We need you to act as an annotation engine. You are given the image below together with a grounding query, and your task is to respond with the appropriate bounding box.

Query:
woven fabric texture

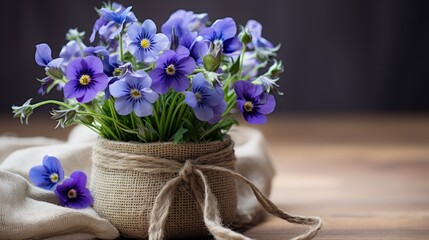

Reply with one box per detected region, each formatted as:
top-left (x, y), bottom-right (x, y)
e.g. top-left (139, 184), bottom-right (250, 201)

top-left (91, 137), bottom-right (237, 239)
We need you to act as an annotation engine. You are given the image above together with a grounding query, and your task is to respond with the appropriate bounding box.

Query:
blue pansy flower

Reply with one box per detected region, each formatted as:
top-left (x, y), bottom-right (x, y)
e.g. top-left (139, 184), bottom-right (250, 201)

top-left (54, 171), bottom-right (94, 209)
top-left (199, 17), bottom-right (242, 54)
top-left (184, 73), bottom-right (226, 123)
top-left (109, 72), bottom-right (159, 117)
top-left (234, 80), bottom-right (276, 124)
top-left (90, 5), bottom-right (137, 42)
top-left (29, 155), bottom-right (65, 190)
top-left (127, 20), bottom-right (170, 63)
top-left (149, 46), bottom-right (196, 94)
top-left (35, 44), bottom-right (63, 69)
top-left (161, 9), bottom-right (208, 39)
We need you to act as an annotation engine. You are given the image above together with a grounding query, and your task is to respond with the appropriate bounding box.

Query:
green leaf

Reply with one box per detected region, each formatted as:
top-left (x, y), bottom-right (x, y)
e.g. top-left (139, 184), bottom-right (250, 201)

top-left (172, 127), bottom-right (188, 144)
top-left (229, 55), bottom-right (241, 75)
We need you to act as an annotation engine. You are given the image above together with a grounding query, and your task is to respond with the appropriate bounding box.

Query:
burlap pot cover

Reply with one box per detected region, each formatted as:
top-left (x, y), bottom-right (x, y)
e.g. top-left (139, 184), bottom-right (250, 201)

top-left (90, 137), bottom-right (237, 239)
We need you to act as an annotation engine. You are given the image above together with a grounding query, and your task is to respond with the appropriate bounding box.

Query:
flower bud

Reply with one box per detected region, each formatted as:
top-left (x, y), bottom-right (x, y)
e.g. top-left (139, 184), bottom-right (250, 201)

top-left (66, 28), bottom-right (85, 41)
top-left (46, 67), bottom-right (63, 80)
top-left (239, 26), bottom-right (252, 44)
top-left (203, 43), bottom-right (222, 72)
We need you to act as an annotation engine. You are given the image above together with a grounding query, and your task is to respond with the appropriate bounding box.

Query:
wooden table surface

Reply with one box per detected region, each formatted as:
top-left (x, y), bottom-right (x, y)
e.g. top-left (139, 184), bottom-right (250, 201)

top-left (1, 114), bottom-right (429, 239)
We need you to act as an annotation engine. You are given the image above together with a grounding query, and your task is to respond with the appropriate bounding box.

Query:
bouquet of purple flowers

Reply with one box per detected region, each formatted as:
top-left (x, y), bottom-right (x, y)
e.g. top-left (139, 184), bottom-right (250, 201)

top-left (13, 2), bottom-right (283, 143)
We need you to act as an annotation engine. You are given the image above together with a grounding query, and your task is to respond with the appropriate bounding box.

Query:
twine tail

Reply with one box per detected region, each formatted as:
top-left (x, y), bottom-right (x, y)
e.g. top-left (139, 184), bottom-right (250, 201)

top-left (148, 176), bottom-right (182, 240)
top-left (192, 169), bottom-right (252, 240)
top-left (200, 166), bottom-right (323, 240)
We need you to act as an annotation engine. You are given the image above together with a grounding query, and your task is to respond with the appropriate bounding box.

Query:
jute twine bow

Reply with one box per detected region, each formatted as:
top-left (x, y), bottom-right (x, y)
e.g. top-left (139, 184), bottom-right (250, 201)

top-left (93, 141), bottom-right (322, 240)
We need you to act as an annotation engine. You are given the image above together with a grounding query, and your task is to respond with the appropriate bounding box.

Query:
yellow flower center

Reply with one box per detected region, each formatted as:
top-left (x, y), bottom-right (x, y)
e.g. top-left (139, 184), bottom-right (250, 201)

top-left (130, 89), bottom-right (142, 99)
top-left (67, 189), bottom-right (77, 199)
top-left (79, 74), bottom-right (91, 85)
top-left (165, 64), bottom-right (176, 75)
top-left (140, 38), bottom-right (150, 49)
top-left (50, 173), bottom-right (59, 183)
top-left (244, 101), bottom-right (253, 112)
top-left (113, 68), bottom-right (122, 76)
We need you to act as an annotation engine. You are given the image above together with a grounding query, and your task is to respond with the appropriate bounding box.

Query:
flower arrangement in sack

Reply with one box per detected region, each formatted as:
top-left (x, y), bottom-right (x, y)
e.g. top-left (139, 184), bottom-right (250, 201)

top-left (12, 3), bottom-right (323, 240)
top-left (12, 2), bottom-right (283, 143)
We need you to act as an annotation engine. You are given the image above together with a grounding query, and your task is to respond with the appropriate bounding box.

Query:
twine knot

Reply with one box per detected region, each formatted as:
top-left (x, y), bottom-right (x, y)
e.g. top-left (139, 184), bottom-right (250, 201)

top-left (179, 160), bottom-right (194, 182)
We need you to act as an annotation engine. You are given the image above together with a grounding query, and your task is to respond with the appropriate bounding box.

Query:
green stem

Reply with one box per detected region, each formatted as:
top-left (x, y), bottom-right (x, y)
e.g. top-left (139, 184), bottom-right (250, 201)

top-left (193, 68), bottom-right (205, 74)
top-left (32, 100), bottom-right (75, 109)
top-left (238, 43), bottom-right (246, 79)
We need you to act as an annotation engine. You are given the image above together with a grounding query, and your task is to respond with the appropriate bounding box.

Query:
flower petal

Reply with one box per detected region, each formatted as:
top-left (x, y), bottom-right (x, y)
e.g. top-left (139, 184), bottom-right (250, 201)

top-left (234, 80), bottom-right (251, 99)
top-left (171, 74), bottom-right (190, 92)
top-left (65, 57), bottom-right (84, 80)
top-left (84, 56), bottom-right (104, 74)
top-left (76, 89), bottom-right (97, 103)
top-left (47, 58), bottom-right (64, 69)
top-left (115, 97), bottom-right (133, 116)
top-left (199, 27), bottom-right (216, 42)
top-left (35, 43), bottom-right (53, 67)
top-left (127, 23), bottom-right (141, 41)
top-left (70, 170), bottom-right (87, 187)
top-left (142, 19), bottom-right (157, 36)
top-left (28, 165), bottom-right (50, 189)
top-left (155, 50), bottom-right (176, 68)
top-left (211, 17), bottom-right (237, 40)
top-left (152, 33), bottom-right (170, 52)
top-left (223, 37), bottom-right (242, 54)
top-left (257, 94), bottom-right (276, 114)
top-left (244, 112), bottom-right (267, 124)
top-left (134, 100), bottom-right (154, 117)
top-left (142, 88), bottom-right (158, 103)
top-left (63, 80), bottom-right (85, 99)
top-left (91, 73), bottom-right (109, 92)
top-left (176, 56), bottom-right (196, 75)
top-left (175, 46), bottom-right (190, 60)
top-left (109, 79), bottom-right (129, 98)
top-left (193, 105), bottom-right (214, 121)
top-left (42, 156), bottom-right (64, 180)
top-left (184, 91), bottom-right (197, 108)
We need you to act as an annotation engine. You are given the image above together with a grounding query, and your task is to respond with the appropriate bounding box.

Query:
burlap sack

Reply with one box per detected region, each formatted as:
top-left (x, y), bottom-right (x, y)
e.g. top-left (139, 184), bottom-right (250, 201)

top-left (91, 137), bottom-right (237, 239)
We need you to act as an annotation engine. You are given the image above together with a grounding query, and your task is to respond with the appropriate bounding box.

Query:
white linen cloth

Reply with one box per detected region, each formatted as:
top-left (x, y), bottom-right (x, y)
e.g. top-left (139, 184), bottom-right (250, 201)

top-left (0, 126), bottom-right (274, 239)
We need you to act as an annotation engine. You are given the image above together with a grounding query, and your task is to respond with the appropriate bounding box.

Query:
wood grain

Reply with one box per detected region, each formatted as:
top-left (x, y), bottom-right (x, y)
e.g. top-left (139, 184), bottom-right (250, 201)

top-left (1, 114), bottom-right (429, 239)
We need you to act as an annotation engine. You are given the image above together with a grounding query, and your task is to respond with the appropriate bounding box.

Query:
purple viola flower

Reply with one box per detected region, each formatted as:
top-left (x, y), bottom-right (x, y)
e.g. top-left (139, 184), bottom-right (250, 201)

top-left (35, 43), bottom-right (63, 68)
top-left (63, 56), bottom-right (109, 103)
top-left (109, 72), bottom-right (159, 117)
top-left (161, 9), bottom-right (208, 39)
top-left (90, 5), bottom-right (137, 42)
top-left (245, 20), bottom-right (274, 49)
top-left (180, 32), bottom-right (208, 66)
top-left (234, 80), bottom-right (276, 124)
top-left (184, 73), bottom-right (226, 123)
top-left (199, 17), bottom-right (242, 55)
top-left (149, 46), bottom-right (196, 94)
top-left (54, 171), bottom-right (94, 209)
top-left (127, 20), bottom-right (170, 63)
top-left (29, 155), bottom-right (65, 191)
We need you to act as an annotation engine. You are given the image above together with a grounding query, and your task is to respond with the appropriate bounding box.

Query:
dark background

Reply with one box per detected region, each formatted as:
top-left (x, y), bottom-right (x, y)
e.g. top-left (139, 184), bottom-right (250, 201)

top-left (1, 0), bottom-right (429, 114)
